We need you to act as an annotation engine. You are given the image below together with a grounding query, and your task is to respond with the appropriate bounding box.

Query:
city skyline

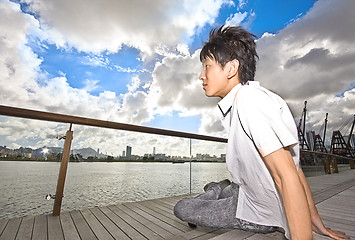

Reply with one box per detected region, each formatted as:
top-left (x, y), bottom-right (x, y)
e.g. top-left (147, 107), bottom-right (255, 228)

top-left (0, 144), bottom-right (226, 162)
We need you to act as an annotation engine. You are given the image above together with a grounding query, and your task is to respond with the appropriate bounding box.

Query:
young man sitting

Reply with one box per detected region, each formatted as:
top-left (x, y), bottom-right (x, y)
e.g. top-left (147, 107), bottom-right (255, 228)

top-left (174, 25), bottom-right (349, 240)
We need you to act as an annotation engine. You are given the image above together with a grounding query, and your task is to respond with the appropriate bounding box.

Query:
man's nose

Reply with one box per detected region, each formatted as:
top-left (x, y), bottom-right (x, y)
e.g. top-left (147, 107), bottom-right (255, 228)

top-left (199, 71), bottom-right (205, 81)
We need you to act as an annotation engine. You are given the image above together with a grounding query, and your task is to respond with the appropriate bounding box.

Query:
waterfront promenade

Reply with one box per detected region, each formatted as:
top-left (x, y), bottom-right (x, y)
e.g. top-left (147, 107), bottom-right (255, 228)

top-left (0, 168), bottom-right (354, 240)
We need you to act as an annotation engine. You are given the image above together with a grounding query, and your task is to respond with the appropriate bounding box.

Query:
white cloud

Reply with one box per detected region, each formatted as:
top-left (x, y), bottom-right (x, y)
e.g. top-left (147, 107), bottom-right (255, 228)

top-left (82, 55), bottom-right (110, 68)
top-left (148, 50), bottom-right (219, 115)
top-left (82, 79), bottom-right (99, 92)
top-left (127, 76), bottom-right (141, 93)
top-left (237, 0), bottom-right (246, 10)
top-left (21, 0), bottom-right (230, 58)
top-left (99, 91), bottom-right (116, 100)
top-left (225, 12), bottom-right (248, 26)
top-left (176, 43), bottom-right (190, 56)
top-left (256, 0), bottom-right (355, 141)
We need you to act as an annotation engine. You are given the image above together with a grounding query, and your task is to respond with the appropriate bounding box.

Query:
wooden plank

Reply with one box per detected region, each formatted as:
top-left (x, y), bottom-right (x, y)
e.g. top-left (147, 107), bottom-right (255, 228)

top-left (139, 200), bottom-right (184, 223)
top-left (117, 203), bottom-right (170, 239)
top-left (318, 209), bottom-right (355, 222)
top-left (193, 232), bottom-right (224, 240)
top-left (155, 194), bottom-right (190, 207)
top-left (108, 205), bottom-right (164, 240)
top-left (124, 202), bottom-right (184, 236)
top-left (319, 195), bottom-right (355, 204)
top-left (16, 216), bottom-right (34, 240)
top-left (313, 179), bottom-right (354, 204)
top-left (146, 199), bottom-right (175, 214)
top-left (70, 210), bottom-right (97, 240)
top-left (99, 206), bottom-right (146, 240)
top-left (166, 235), bottom-right (188, 240)
top-left (244, 231), bottom-right (286, 240)
top-left (80, 209), bottom-right (113, 240)
top-left (318, 207), bottom-right (355, 219)
top-left (195, 229), bottom-right (229, 240)
top-left (320, 214), bottom-right (355, 228)
top-left (90, 207), bottom-right (130, 240)
top-left (47, 215), bottom-right (64, 240)
top-left (208, 229), bottom-right (255, 240)
top-left (133, 202), bottom-right (191, 232)
top-left (174, 227), bottom-right (219, 240)
top-left (0, 218), bottom-right (21, 240)
top-left (157, 197), bottom-right (183, 207)
top-left (60, 212), bottom-right (80, 240)
top-left (0, 219), bottom-right (9, 236)
top-left (32, 215), bottom-right (47, 240)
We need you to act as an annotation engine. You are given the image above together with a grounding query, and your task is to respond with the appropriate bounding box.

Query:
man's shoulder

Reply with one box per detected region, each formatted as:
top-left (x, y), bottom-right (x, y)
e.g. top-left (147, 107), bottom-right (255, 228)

top-left (238, 83), bottom-right (284, 103)
top-left (237, 83), bottom-right (270, 103)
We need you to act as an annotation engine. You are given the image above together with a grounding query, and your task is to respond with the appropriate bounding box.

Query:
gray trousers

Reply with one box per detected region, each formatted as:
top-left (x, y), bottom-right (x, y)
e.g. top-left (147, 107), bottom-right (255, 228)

top-left (174, 183), bottom-right (277, 233)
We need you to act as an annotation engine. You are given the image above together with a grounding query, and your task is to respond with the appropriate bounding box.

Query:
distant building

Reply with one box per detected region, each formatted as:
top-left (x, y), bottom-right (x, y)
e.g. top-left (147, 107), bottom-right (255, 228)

top-left (122, 151), bottom-right (125, 157)
top-left (154, 153), bottom-right (166, 160)
top-left (126, 146), bottom-right (132, 158)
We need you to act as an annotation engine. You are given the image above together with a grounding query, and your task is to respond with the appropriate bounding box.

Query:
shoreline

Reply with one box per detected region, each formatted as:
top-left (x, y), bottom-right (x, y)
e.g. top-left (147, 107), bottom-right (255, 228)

top-left (0, 157), bottom-right (225, 163)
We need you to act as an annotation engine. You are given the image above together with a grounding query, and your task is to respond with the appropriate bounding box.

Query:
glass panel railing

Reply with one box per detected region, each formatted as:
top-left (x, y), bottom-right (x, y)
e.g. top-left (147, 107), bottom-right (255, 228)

top-left (0, 115), bottom-right (228, 219)
top-left (189, 140), bottom-right (229, 193)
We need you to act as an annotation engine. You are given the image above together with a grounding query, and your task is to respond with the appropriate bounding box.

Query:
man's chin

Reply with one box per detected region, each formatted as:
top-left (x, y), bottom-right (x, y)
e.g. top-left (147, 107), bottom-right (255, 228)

top-left (205, 92), bottom-right (215, 97)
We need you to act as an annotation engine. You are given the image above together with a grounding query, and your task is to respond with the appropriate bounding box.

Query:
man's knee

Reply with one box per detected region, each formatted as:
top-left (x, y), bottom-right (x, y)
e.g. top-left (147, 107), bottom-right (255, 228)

top-left (174, 198), bottom-right (189, 220)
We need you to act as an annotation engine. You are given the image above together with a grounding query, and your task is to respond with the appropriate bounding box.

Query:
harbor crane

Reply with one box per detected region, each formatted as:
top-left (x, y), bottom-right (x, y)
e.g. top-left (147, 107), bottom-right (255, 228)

top-left (313, 113), bottom-right (328, 153)
top-left (330, 114), bottom-right (355, 158)
top-left (298, 101), bottom-right (310, 150)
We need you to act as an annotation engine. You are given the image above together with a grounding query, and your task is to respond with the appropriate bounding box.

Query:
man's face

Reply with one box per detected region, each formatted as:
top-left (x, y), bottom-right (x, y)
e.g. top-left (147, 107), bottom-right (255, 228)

top-left (199, 57), bottom-right (230, 98)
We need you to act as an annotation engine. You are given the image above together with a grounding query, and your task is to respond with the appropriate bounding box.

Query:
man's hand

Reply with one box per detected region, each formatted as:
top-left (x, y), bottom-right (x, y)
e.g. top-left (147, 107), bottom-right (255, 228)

top-left (311, 213), bottom-right (350, 240)
top-left (296, 167), bottom-right (350, 240)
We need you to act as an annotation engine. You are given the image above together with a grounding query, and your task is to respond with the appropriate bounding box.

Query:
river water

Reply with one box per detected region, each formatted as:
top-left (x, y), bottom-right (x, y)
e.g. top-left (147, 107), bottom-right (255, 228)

top-left (0, 161), bottom-right (231, 219)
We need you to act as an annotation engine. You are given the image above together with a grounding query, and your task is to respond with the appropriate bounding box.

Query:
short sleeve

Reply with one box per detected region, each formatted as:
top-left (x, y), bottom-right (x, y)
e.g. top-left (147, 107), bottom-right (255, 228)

top-left (236, 87), bottom-right (298, 157)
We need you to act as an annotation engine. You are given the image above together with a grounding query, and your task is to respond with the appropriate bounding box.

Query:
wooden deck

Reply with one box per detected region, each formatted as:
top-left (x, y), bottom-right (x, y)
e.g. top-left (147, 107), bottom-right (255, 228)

top-left (0, 169), bottom-right (354, 240)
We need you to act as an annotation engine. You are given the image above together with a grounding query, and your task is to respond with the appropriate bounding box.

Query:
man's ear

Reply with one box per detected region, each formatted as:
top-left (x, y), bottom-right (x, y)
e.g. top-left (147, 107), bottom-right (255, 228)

top-left (227, 59), bottom-right (239, 79)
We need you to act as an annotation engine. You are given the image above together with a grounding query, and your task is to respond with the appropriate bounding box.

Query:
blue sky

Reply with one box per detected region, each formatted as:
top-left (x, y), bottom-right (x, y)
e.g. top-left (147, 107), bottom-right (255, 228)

top-left (1, 0), bottom-right (354, 155)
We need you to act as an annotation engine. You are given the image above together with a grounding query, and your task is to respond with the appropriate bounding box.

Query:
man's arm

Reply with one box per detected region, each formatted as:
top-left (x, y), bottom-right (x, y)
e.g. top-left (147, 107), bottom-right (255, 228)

top-left (264, 147), bottom-right (350, 240)
top-left (263, 147), bottom-right (312, 240)
top-left (297, 167), bottom-right (350, 240)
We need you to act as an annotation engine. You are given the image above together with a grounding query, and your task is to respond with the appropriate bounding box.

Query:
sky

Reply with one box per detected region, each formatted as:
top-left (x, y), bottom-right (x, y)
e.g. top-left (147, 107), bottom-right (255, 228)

top-left (0, 0), bottom-right (354, 157)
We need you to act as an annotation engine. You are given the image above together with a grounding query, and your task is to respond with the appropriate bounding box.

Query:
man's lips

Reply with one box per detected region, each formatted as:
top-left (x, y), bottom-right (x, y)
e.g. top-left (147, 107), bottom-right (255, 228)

top-left (202, 83), bottom-right (207, 89)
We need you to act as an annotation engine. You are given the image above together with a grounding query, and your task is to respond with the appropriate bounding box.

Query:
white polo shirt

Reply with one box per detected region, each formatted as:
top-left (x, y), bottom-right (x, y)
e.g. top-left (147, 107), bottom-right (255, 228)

top-left (218, 81), bottom-right (299, 239)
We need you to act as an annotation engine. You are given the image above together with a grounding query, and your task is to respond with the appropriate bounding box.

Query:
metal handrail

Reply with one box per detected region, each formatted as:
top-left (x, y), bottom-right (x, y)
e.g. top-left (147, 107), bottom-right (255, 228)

top-left (301, 149), bottom-right (354, 161)
top-left (0, 105), bottom-right (227, 143)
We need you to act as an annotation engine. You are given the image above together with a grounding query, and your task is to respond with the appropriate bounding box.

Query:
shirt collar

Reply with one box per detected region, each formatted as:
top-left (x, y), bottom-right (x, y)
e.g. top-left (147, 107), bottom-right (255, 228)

top-left (217, 83), bottom-right (243, 117)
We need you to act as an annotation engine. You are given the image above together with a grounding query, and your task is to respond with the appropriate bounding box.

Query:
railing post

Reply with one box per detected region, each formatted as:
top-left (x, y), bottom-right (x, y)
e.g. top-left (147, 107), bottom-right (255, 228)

top-left (53, 124), bottom-right (73, 216)
top-left (331, 157), bottom-right (338, 173)
top-left (350, 159), bottom-right (355, 169)
top-left (189, 138), bottom-right (192, 195)
top-left (324, 156), bottom-right (331, 174)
